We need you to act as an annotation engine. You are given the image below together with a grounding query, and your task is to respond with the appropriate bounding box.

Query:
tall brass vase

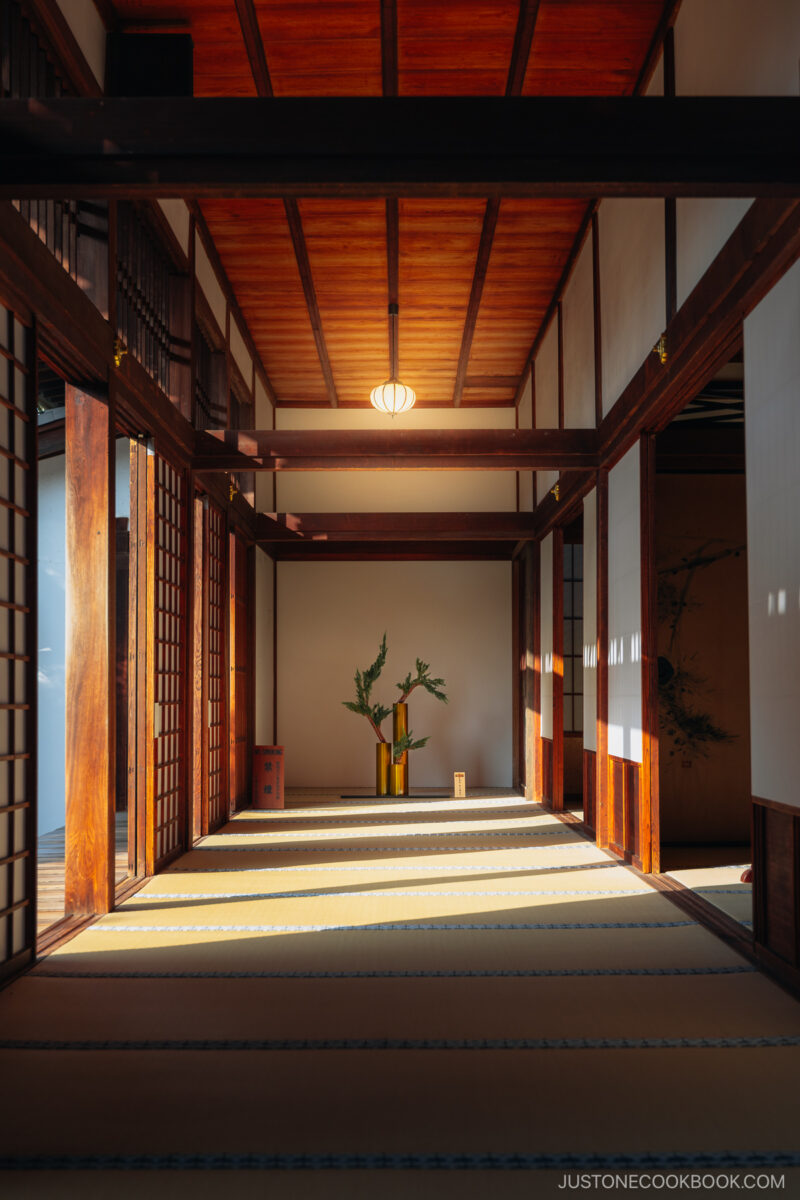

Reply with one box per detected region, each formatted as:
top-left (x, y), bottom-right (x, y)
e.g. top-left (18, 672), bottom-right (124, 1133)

top-left (389, 761), bottom-right (407, 797)
top-left (376, 742), bottom-right (390, 797)
top-left (393, 702), bottom-right (409, 796)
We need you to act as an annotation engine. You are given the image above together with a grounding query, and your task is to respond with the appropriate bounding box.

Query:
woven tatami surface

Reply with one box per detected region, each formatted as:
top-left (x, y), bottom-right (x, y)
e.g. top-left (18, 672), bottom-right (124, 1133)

top-left (1, 790), bottom-right (799, 1198)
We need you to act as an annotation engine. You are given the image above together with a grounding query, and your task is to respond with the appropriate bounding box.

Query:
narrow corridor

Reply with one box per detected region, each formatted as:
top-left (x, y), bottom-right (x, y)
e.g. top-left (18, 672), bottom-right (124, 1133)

top-left (2, 791), bottom-right (800, 1196)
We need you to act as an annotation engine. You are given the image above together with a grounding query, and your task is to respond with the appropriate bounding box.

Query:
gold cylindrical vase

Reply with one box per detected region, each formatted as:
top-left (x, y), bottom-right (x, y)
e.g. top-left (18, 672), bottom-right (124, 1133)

top-left (389, 761), bottom-right (407, 797)
top-left (392, 702), bottom-right (409, 795)
top-left (376, 742), bottom-right (390, 796)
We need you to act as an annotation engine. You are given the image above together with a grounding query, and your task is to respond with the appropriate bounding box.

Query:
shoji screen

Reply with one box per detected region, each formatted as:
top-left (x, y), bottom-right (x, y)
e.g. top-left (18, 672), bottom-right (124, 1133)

top-left (0, 303), bottom-right (35, 979)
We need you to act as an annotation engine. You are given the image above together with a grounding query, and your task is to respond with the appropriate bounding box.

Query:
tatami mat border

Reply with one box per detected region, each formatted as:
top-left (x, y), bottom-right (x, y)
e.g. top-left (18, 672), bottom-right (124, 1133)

top-left (86, 920), bottom-right (697, 933)
top-left (32, 966), bottom-right (755, 980)
top-left (3, 1035), bottom-right (800, 1051)
top-left (1, 1151), bottom-right (799, 1171)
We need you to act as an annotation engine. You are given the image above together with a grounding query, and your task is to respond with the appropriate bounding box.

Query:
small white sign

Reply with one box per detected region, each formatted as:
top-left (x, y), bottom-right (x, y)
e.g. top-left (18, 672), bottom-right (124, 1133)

top-left (453, 772), bottom-right (466, 798)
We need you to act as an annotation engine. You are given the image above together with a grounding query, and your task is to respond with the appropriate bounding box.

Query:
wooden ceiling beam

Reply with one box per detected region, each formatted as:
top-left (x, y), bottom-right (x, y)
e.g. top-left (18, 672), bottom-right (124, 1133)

top-left (269, 540), bottom-right (514, 562)
top-left (3, 98), bottom-right (798, 198)
top-left (232, 1), bottom-right (338, 407)
top-left (256, 511), bottom-right (540, 543)
top-left (195, 427), bottom-right (597, 471)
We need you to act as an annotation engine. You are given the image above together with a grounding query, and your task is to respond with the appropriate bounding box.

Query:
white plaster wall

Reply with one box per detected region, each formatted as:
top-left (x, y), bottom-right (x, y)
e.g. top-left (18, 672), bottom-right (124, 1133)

top-left (675, 0), bottom-right (800, 95)
top-left (599, 200), bottom-right (665, 417)
top-left (55, 0), bottom-right (105, 88)
top-left (276, 561), bottom-right (512, 787)
top-left (517, 372), bottom-right (534, 512)
top-left (230, 317), bottom-right (252, 391)
top-left (582, 487), bottom-right (597, 752)
top-left (195, 234), bottom-right (227, 338)
top-left (535, 319), bottom-right (559, 504)
top-left (275, 471), bottom-right (516, 514)
top-left (255, 377), bottom-right (273, 429)
top-left (607, 446), bottom-right (642, 763)
top-left (562, 234), bottom-right (595, 430)
top-left (37, 456), bottom-right (66, 836)
top-left (540, 533), bottom-right (553, 741)
top-left (744, 257), bottom-right (800, 809)
top-left (157, 201), bottom-right (191, 258)
top-left (673, 0), bottom-right (800, 306)
top-left (276, 408), bottom-right (516, 432)
top-left (273, 407), bottom-right (517, 512)
top-left (254, 549), bottom-right (275, 746)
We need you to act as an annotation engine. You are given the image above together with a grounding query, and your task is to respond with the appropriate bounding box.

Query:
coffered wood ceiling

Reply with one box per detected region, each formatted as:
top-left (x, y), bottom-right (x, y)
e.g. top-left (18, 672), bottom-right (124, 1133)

top-left (112, 0), bottom-right (670, 407)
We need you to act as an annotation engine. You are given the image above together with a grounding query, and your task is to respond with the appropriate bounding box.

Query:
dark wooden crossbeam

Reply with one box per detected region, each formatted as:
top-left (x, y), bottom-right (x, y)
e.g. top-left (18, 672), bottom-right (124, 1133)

top-left (195, 427), bottom-right (597, 471)
top-left (2, 97), bottom-right (798, 198)
top-left (269, 540), bottom-right (515, 562)
top-left (256, 511), bottom-right (540, 543)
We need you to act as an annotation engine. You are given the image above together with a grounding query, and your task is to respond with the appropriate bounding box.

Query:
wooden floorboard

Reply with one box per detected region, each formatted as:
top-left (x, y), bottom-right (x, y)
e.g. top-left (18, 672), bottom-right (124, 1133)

top-left (36, 813), bottom-right (129, 937)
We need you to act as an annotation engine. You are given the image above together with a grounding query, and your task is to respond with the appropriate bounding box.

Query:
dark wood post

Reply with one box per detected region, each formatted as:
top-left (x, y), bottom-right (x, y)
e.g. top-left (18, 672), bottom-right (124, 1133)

top-left (65, 384), bottom-right (115, 915)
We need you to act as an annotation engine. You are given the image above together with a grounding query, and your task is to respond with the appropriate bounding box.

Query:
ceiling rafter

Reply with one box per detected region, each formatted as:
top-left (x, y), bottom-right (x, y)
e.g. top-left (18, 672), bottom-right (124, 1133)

top-left (233, 0), bottom-right (339, 407)
top-left (452, 0), bottom-right (542, 407)
top-left (382, 0), bottom-right (399, 383)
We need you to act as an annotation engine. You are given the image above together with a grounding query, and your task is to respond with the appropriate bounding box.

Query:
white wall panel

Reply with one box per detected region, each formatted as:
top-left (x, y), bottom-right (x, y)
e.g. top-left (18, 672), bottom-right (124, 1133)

top-left (254, 549), bottom-right (275, 746)
top-left (517, 373), bottom-right (534, 511)
top-left (275, 470), bottom-right (516, 514)
top-left (563, 235), bottom-right (595, 430)
top-left (540, 533), bottom-right (553, 740)
top-left (194, 233), bottom-right (227, 338)
top-left (277, 408), bottom-right (516, 431)
top-left (599, 199), bottom-right (665, 417)
top-left (157, 201), bottom-right (191, 258)
top-left (230, 317), bottom-right (252, 390)
top-left (744, 257), bottom-right (800, 808)
top-left (608, 446), bottom-right (642, 763)
top-left (276, 562), bottom-right (512, 787)
top-left (55, 0), bottom-right (105, 87)
top-left (255, 376), bottom-right (273, 429)
top-left (535, 319), bottom-right (559, 503)
top-left (676, 199), bottom-right (754, 310)
top-left (675, 0), bottom-right (800, 95)
top-left (672, 0), bottom-right (800, 307)
top-left (583, 487), bottom-right (597, 752)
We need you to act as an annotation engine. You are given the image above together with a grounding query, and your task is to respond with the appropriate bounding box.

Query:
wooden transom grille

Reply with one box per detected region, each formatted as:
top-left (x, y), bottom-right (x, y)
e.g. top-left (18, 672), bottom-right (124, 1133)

top-left (153, 453), bottom-right (186, 866)
top-left (0, 302), bottom-right (34, 977)
top-left (205, 500), bottom-right (226, 831)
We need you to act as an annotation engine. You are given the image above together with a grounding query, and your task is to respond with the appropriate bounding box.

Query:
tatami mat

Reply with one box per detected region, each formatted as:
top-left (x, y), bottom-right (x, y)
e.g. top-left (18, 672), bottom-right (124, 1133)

top-left (1, 789), bottom-right (797, 1196)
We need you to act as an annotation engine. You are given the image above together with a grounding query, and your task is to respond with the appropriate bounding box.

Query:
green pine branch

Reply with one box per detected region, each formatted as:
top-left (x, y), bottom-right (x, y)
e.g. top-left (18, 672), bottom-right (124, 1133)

top-left (342, 634), bottom-right (391, 742)
top-left (392, 730), bottom-right (430, 762)
top-left (397, 657), bottom-right (448, 704)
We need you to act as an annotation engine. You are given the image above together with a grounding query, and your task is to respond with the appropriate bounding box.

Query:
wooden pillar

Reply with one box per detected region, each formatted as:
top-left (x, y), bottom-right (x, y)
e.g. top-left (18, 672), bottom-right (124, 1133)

top-left (552, 526), bottom-right (564, 811)
top-left (191, 492), bottom-right (205, 841)
top-left (532, 539), bottom-right (542, 803)
top-left (595, 469), bottom-right (610, 848)
top-left (521, 544), bottom-right (536, 801)
top-left (65, 385), bottom-right (115, 915)
top-left (512, 557), bottom-right (521, 791)
top-left (640, 435), bottom-right (660, 873)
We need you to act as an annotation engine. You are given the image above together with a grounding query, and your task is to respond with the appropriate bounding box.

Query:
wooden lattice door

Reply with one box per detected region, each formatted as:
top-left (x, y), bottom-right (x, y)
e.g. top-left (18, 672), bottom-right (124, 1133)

top-left (149, 453), bottom-right (187, 870)
top-left (0, 303), bottom-right (36, 982)
top-left (228, 531), bottom-right (252, 814)
top-left (205, 499), bottom-right (227, 831)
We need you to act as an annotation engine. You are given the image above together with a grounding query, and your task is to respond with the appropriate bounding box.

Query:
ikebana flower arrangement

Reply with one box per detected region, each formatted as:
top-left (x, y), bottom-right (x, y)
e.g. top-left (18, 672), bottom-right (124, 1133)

top-left (343, 636), bottom-right (447, 796)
